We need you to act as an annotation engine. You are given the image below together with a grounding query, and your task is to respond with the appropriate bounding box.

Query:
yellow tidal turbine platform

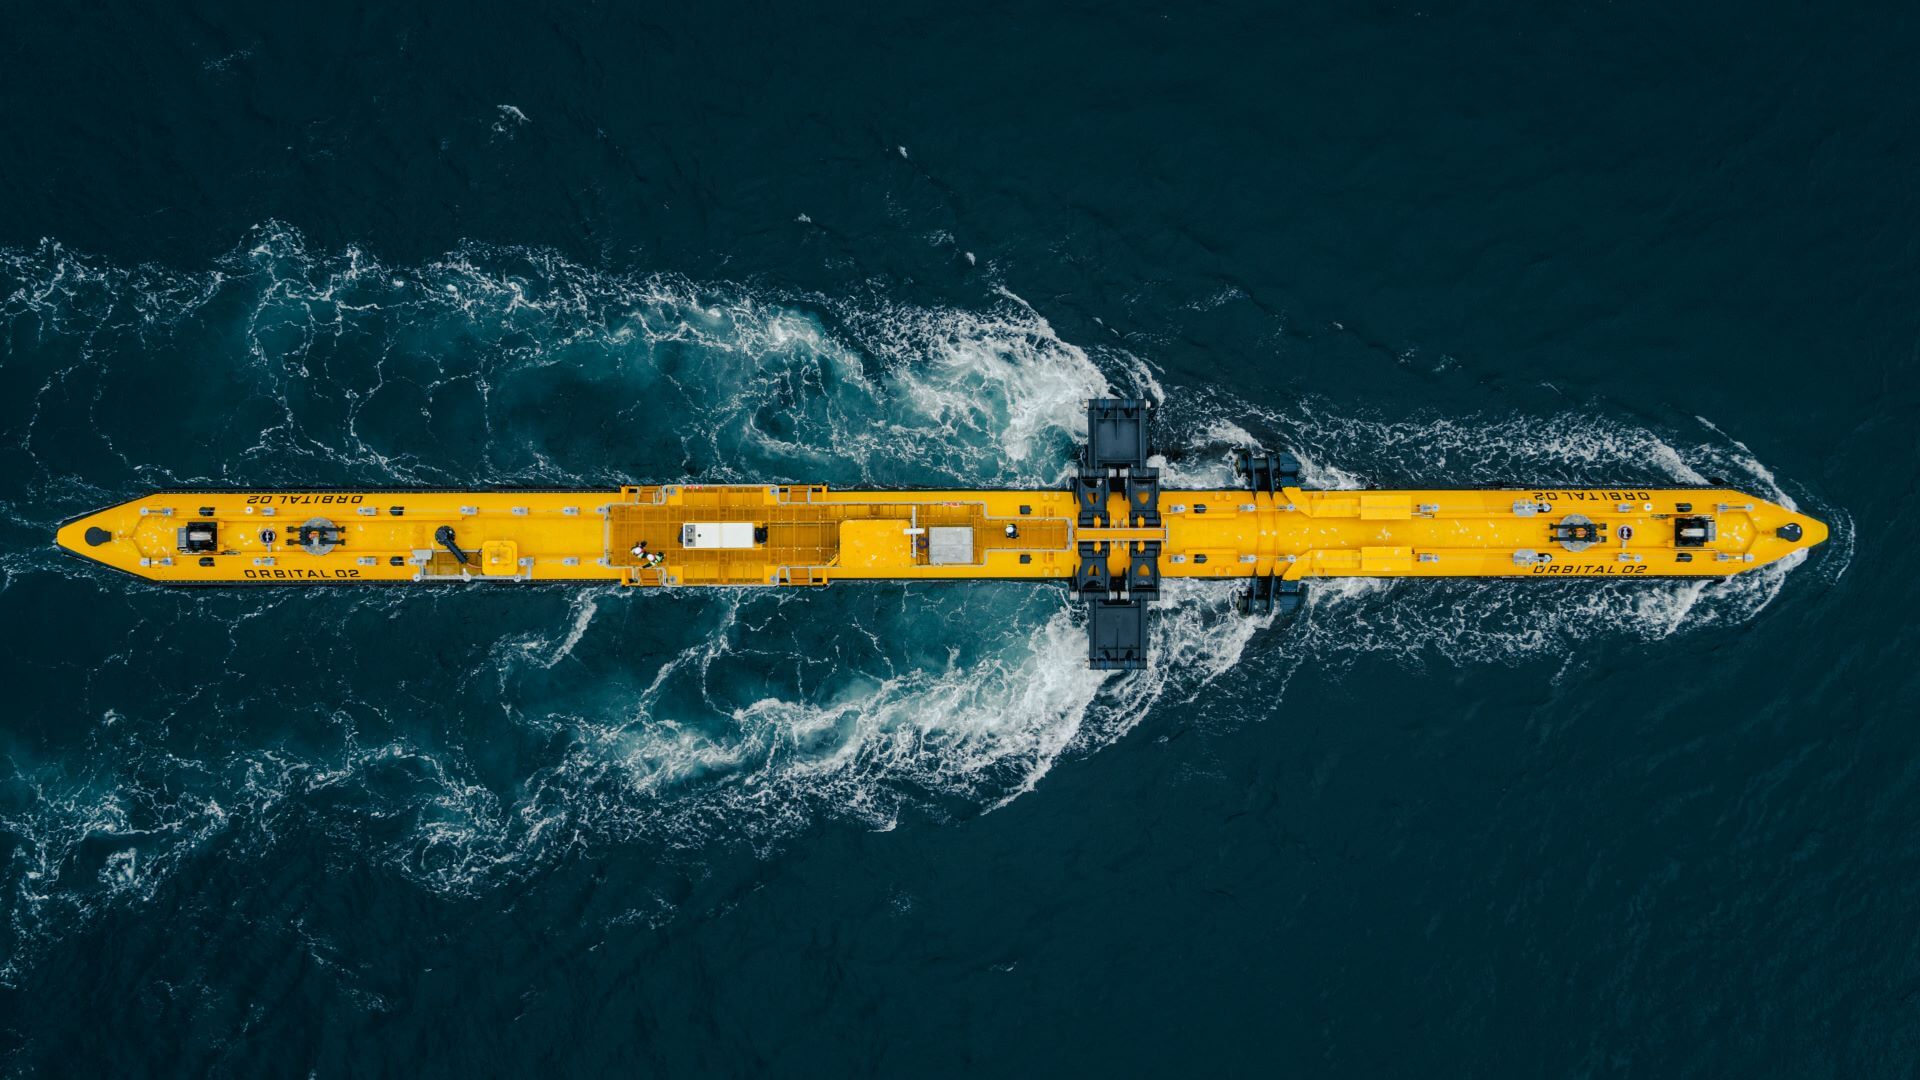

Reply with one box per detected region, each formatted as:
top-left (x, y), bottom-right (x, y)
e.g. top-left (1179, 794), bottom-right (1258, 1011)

top-left (57, 399), bottom-right (1827, 669)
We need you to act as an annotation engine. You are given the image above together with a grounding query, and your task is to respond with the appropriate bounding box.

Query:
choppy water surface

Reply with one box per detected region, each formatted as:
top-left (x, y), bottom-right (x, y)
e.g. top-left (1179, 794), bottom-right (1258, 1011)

top-left (1, 4), bottom-right (1914, 1075)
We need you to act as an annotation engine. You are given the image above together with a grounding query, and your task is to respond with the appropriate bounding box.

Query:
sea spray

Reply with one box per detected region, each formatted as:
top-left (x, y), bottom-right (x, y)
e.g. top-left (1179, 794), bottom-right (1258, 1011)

top-left (0, 227), bottom-right (1837, 985)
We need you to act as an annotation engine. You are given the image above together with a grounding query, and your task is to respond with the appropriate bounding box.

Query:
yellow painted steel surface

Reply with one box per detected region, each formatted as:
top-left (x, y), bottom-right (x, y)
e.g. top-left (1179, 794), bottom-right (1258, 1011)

top-left (56, 484), bottom-right (1827, 586)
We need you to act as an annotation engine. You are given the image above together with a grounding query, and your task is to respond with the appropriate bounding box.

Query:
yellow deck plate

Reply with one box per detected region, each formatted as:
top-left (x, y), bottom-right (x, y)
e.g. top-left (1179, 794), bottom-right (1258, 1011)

top-left (1361, 546), bottom-right (1413, 573)
top-left (1359, 495), bottom-right (1412, 521)
top-left (839, 519), bottom-right (916, 572)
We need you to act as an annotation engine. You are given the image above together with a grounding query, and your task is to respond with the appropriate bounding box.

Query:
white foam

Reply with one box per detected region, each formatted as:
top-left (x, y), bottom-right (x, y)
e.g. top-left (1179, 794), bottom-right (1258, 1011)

top-left (0, 227), bottom-right (1845, 982)
top-left (491, 105), bottom-right (530, 138)
top-left (491, 580), bottom-right (1266, 842)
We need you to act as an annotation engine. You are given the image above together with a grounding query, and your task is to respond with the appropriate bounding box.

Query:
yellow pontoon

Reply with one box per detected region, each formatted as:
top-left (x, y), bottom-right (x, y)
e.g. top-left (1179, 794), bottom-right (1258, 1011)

top-left (56, 400), bottom-right (1827, 668)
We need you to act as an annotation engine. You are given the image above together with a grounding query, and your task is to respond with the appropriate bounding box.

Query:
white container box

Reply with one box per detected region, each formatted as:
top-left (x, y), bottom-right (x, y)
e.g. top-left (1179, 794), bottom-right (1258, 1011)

top-left (680, 522), bottom-right (758, 549)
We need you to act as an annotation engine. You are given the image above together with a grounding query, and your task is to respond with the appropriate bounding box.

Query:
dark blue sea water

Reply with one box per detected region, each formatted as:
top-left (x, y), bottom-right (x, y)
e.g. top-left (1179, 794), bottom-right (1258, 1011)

top-left (1, 2), bottom-right (1914, 1075)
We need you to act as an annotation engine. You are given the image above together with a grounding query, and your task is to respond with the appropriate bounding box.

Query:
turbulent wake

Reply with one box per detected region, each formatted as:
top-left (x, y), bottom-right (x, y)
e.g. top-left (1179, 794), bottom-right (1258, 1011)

top-left (0, 226), bottom-right (1846, 983)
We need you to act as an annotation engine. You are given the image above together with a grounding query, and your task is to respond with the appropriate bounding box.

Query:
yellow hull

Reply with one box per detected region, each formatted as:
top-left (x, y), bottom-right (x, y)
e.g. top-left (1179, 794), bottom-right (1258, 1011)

top-left (58, 482), bottom-right (1824, 587)
top-left (53, 401), bottom-right (1828, 668)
